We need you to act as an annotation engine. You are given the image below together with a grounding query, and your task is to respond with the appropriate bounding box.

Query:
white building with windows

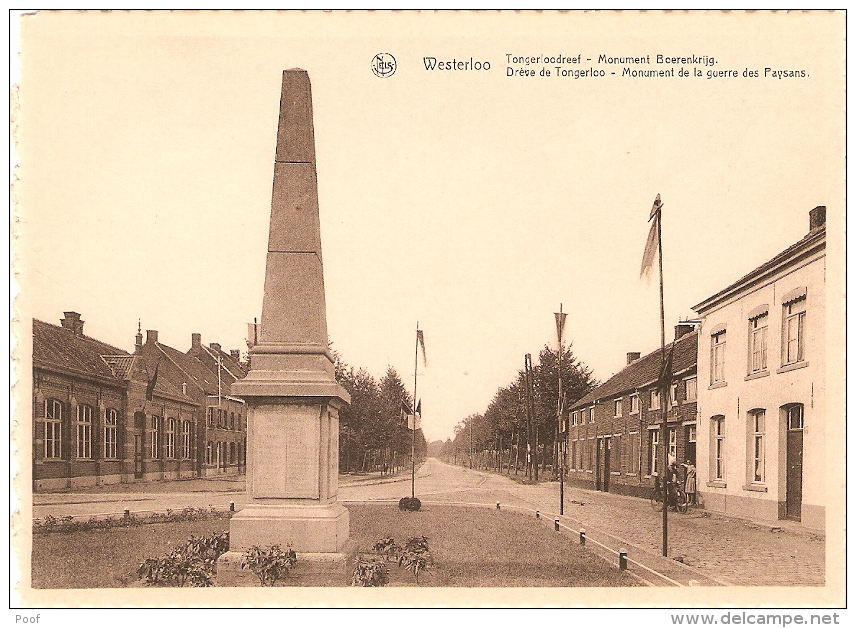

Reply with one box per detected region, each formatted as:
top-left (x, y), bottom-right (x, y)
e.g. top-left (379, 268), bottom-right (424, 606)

top-left (693, 206), bottom-right (825, 529)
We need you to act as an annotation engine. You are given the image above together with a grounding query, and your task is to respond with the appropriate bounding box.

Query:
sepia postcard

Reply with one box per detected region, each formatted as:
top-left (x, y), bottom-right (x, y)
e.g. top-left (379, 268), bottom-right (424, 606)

top-left (10, 10), bottom-right (846, 613)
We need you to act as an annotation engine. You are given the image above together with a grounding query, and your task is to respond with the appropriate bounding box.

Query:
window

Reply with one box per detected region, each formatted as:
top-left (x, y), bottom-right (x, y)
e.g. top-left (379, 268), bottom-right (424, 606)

top-left (669, 383), bottom-right (678, 407)
top-left (614, 434), bottom-right (622, 471)
top-left (571, 411), bottom-right (577, 427)
top-left (230, 442), bottom-right (236, 464)
top-left (230, 412), bottom-right (235, 430)
top-left (749, 410), bottom-right (765, 483)
top-left (712, 416), bottom-right (726, 480)
top-left (587, 438), bottom-right (595, 470)
top-left (630, 395), bottom-right (639, 414)
top-left (238, 412), bottom-right (243, 431)
top-left (649, 430), bottom-right (660, 475)
top-left (44, 399), bottom-right (63, 459)
top-left (614, 399), bottom-right (622, 417)
top-left (76, 404), bottom-right (93, 459)
top-left (217, 408), bottom-right (223, 428)
top-left (629, 432), bottom-right (640, 474)
top-left (208, 407), bottom-right (214, 427)
top-left (669, 427), bottom-right (677, 460)
top-left (206, 441), bottom-right (213, 465)
top-left (650, 389), bottom-right (661, 411)
top-left (589, 407), bottom-right (595, 424)
top-left (150, 416), bottom-right (160, 459)
top-left (104, 408), bottom-right (118, 459)
top-left (165, 418), bottom-right (176, 459)
top-left (182, 421), bottom-right (192, 459)
top-left (787, 404), bottom-right (804, 430)
top-left (749, 312), bottom-right (769, 373)
top-left (783, 297), bottom-right (806, 365)
top-left (685, 378), bottom-right (697, 402)
top-left (711, 330), bottom-right (727, 384)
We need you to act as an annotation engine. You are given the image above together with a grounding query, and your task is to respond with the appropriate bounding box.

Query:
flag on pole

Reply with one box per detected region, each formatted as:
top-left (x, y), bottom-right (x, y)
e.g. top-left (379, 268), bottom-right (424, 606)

top-left (145, 362), bottom-right (160, 401)
top-left (640, 194), bottom-right (663, 280)
top-left (417, 329), bottom-right (427, 366)
top-left (408, 399), bottom-right (422, 430)
top-left (400, 400), bottom-right (412, 424)
top-left (554, 311), bottom-right (567, 344)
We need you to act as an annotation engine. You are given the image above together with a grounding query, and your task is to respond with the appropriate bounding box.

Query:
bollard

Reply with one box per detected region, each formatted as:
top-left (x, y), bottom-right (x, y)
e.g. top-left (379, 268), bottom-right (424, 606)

top-left (496, 502), bottom-right (500, 510)
top-left (579, 528), bottom-right (586, 546)
top-left (554, 519), bottom-right (560, 532)
top-left (230, 501), bottom-right (235, 512)
top-left (619, 548), bottom-right (628, 571)
top-left (124, 508), bottom-right (130, 520)
top-left (535, 510), bottom-right (540, 519)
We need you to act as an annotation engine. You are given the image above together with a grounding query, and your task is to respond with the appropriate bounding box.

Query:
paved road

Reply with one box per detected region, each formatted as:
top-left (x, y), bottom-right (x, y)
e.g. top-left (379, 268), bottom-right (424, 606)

top-left (30, 458), bottom-right (824, 587)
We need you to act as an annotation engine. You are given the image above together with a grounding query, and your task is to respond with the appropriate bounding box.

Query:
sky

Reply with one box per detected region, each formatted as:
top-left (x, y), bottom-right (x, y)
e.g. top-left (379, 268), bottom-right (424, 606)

top-left (13, 11), bottom-right (844, 442)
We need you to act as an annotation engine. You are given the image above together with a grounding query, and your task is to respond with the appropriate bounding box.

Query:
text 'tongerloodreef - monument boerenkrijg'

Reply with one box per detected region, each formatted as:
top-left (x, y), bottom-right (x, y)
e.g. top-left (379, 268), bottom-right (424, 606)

top-left (218, 69), bottom-right (353, 584)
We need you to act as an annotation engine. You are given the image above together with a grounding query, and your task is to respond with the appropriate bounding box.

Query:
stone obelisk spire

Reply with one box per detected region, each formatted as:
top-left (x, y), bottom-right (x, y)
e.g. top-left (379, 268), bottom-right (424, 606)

top-left (222, 70), bottom-right (352, 583)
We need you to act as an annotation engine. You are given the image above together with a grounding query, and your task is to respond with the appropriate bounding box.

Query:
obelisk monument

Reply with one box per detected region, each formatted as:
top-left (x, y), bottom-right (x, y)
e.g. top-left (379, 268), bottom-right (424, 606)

top-left (221, 69), bottom-right (352, 579)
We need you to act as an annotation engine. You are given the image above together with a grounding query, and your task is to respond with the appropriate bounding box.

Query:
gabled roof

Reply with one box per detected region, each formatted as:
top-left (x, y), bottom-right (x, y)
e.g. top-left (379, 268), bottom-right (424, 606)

top-left (33, 319), bottom-right (128, 384)
top-left (154, 342), bottom-right (222, 396)
top-left (102, 355), bottom-right (135, 379)
top-left (129, 350), bottom-right (196, 404)
top-left (191, 344), bottom-right (247, 385)
top-left (570, 330), bottom-right (698, 410)
top-left (693, 225), bottom-right (825, 314)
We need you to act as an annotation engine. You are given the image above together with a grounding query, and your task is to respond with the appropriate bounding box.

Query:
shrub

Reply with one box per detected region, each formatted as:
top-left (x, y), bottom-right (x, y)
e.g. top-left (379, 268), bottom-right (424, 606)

top-left (372, 536), bottom-right (401, 561)
top-left (398, 536), bottom-right (433, 585)
top-left (351, 557), bottom-right (390, 587)
top-left (398, 497), bottom-right (421, 511)
top-left (137, 531), bottom-right (229, 587)
top-left (241, 545), bottom-right (297, 586)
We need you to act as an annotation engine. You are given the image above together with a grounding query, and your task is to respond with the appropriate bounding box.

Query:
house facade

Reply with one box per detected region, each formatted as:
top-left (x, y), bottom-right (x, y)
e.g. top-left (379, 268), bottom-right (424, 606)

top-left (693, 207), bottom-right (826, 530)
top-left (566, 325), bottom-right (698, 498)
top-left (32, 312), bottom-right (246, 491)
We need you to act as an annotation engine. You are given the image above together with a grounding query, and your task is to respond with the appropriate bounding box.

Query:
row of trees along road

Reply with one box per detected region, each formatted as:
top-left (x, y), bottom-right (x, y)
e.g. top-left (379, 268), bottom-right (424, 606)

top-left (333, 352), bottom-right (427, 474)
top-left (437, 345), bottom-right (598, 481)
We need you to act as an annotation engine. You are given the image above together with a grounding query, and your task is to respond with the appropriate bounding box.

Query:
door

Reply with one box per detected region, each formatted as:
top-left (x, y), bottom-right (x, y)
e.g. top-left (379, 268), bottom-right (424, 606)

top-left (134, 434), bottom-right (143, 479)
top-left (786, 428), bottom-right (804, 521)
top-left (603, 437), bottom-right (611, 492)
top-left (595, 438), bottom-right (602, 491)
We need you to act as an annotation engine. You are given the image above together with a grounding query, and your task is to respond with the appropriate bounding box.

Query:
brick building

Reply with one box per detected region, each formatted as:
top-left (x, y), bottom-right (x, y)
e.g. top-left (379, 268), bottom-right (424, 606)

top-left (693, 207), bottom-right (826, 529)
top-left (32, 312), bottom-right (246, 491)
top-left (566, 325), bottom-right (698, 499)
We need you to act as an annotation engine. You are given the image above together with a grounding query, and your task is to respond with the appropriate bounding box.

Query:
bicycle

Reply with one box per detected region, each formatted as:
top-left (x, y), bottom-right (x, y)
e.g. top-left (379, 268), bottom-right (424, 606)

top-left (650, 476), bottom-right (688, 513)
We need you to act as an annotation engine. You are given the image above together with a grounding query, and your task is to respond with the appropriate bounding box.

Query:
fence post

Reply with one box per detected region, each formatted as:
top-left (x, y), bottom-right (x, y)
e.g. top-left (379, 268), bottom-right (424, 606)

top-left (124, 508), bottom-right (130, 520)
top-left (496, 502), bottom-right (500, 510)
top-left (619, 548), bottom-right (628, 571)
top-left (579, 528), bottom-right (586, 546)
top-left (230, 501), bottom-right (235, 512)
top-left (554, 519), bottom-right (560, 532)
top-left (535, 510), bottom-right (540, 519)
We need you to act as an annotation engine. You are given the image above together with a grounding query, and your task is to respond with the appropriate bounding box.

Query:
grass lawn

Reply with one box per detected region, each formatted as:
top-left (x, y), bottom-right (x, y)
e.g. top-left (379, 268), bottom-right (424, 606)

top-left (31, 504), bottom-right (638, 588)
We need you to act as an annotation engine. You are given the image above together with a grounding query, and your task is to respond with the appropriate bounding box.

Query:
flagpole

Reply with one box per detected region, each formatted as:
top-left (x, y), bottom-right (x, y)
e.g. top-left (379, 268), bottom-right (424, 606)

top-left (658, 199), bottom-right (669, 558)
top-left (558, 303), bottom-right (564, 516)
top-left (412, 322), bottom-right (418, 499)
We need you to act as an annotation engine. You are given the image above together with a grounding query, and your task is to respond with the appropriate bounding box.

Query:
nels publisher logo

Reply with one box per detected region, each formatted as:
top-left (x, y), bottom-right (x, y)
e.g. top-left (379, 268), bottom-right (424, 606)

top-left (371, 53), bottom-right (397, 78)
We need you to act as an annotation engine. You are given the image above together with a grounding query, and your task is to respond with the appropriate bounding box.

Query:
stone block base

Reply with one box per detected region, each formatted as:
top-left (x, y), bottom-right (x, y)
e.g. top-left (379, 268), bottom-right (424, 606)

top-left (228, 502), bottom-right (350, 554)
top-left (216, 540), bottom-right (357, 587)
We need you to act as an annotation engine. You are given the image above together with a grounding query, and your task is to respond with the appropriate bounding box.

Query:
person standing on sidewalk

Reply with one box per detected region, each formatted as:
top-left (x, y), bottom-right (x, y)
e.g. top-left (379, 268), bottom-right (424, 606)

top-left (684, 460), bottom-right (697, 506)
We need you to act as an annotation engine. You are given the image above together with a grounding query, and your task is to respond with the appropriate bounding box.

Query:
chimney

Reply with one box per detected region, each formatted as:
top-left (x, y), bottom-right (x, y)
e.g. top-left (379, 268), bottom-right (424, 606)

top-left (146, 330), bottom-right (159, 344)
top-left (61, 311), bottom-right (84, 337)
top-left (135, 320), bottom-right (143, 354)
top-left (210, 342), bottom-right (221, 354)
top-left (230, 349), bottom-right (241, 361)
top-left (191, 333), bottom-right (202, 347)
top-left (675, 323), bottom-right (695, 340)
top-left (626, 352), bottom-right (641, 365)
top-left (809, 206), bottom-right (826, 232)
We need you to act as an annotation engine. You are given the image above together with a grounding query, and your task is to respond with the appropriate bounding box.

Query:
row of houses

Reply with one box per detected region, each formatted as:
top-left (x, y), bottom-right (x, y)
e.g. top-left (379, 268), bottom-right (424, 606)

top-left (32, 313), bottom-right (249, 491)
top-left (566, 206), bottom-right (826, 530)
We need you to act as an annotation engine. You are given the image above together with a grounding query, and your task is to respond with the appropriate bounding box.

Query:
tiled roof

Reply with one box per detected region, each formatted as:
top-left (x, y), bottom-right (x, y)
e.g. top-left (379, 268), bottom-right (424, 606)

top-left (570, 330), bottom-right (698, 410)
top-left (33, 319), bottom-right (128, 383)
top-left (130, 350), bottom-right (195, 403)
top-left (694, 226), bottom-right (825, 313)
top-left (193, 344), bottom-right (247, 385)
top-left (102, 355), bottom-right (135, 379)
top-left (156, 342), bottom-right (222, 396)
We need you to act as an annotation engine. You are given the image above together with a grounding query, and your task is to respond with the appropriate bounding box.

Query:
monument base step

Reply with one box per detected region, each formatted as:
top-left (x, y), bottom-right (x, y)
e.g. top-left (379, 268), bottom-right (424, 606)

top-left (216, 540), bottom-right (358, 587)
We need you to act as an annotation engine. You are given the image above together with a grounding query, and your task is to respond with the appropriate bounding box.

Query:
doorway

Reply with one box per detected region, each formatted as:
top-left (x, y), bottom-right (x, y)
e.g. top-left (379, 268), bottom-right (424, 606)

top-left (603, 437), bottom-right (611, 492)
top-left (134, 434), bottom-right (143, 479)
top-left (786, 405), bottom-right (804, 521)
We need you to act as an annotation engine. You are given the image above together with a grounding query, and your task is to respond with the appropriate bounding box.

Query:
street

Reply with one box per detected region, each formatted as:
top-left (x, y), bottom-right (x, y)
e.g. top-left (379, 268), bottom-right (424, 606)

top-left (30, 458), bottom-right (824, 587)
